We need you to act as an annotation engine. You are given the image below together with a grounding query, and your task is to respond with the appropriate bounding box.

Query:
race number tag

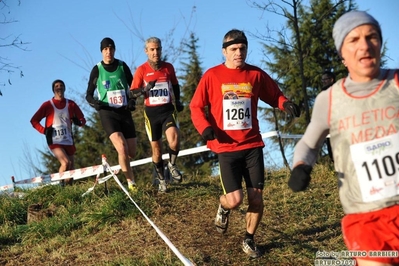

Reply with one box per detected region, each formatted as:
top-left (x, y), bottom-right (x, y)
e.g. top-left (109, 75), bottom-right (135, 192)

top-left (350, 133), bottom-right (399, 202)
top-left (223, 96), bottom-right (252, 130)
top-left (52, 125), bottom-right (72, 144)
top-left (107, 89), bottom-right (127, 108)
top-left (148, 81), bottom-right (170, 105)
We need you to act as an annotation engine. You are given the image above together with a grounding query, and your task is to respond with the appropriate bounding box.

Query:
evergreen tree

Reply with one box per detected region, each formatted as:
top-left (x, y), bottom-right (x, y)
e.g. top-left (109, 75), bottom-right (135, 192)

top-left (177, 32), bottom-right (216, 177)
top-left (258, 0), bottom-right (354, 136)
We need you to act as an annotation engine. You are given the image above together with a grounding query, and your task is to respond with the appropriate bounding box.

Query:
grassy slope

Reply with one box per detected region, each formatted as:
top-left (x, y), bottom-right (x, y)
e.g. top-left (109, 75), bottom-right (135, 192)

top-left (0, 163), bottom-right (346, 266)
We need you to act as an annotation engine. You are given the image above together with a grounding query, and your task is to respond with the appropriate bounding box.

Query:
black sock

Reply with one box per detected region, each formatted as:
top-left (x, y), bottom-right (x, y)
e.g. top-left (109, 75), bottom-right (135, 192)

top-left (152, 161), bottom-right (164, 180)
top-left (220, 204), bottom-right (229, 212)
top-left (245, 231), bottom-right (254, 240)
top-left (169, 148), bottom-right (179, 165)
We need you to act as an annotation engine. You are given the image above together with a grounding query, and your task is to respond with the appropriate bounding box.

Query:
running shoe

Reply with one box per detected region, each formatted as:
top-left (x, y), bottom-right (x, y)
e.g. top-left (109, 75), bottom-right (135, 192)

top-left (158, 179), bottom-right (167, 193)
top-left (215, 204), bottom-right (230, 233)
top-left (128, 181), bottom-right (138, 193)
top-left (167, 162), bottom-right (182, 183)
top-left (242, 238), bottom-right (260, 258)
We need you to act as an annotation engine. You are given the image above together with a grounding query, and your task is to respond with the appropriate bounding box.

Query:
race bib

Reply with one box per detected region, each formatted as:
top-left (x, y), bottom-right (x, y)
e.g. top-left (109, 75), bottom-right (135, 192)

top-left (223, 96), bottom-right (252, 130)
top-left (52, 125), bottom-right (72, 144)
top-left (350, 133), bottom-right (399, 202)
top-left (148, 81), bottom-right (170, 105)
top-left (107, 89), bottom-right (127, 108)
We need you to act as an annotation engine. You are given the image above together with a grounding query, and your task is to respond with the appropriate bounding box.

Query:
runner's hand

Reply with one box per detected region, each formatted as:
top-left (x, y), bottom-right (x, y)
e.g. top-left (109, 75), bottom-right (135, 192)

top-left (93, 101), bottom-right (102, 111)
top-left (202, 127), bottom-right (216, 141)
top-left (126, 98), bottom-right (136, 111)
top-left (175, 100), bottom-right (184, 112)
top-left (72, 116), bottom-right (83, 126)
top-left (143, 80), bottom-right (157, 92)
top-left (44, 127), bottom-right (54, 145)
top-left (283, 101), bottom-right (300, 117)
top-left (288, 164), bottom-right (312, 192)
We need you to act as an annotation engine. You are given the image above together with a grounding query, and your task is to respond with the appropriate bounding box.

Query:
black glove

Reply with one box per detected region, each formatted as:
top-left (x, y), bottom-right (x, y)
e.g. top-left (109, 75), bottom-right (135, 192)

top-left (126, 98), bottom-right (136, 111)
top-left (283, 101), bottom-right (301, 117)
top-left (202, 127), bottom-right (216, 141)
top-left (288, 164), bottom-right (313, 192)
top-left (129, 80), bottom-right (157, 98)
top-left (93, 100), bottom-right (102, 111)
top-left (175, 100), bottom-right (184, 112)
top-left (129, 89), bottom-right (142, 98)
top-left (143, 80), bottom-right (157, 92)
top-left (71, 116), bottom-right (82, 126)
top-left (44, 127), bottom-right (54, 145)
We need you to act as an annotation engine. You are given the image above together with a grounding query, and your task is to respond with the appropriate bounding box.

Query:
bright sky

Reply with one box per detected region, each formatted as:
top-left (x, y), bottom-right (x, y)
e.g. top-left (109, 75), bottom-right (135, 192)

top-left (1, 0), bottom-right (398, 187)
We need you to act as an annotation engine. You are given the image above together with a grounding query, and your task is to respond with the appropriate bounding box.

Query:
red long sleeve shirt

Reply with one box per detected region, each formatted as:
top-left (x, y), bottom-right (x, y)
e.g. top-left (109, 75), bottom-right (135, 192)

top-left (30, 98), bottom-right (86, 134)
top-left (190, 63), bottom-right (288, 153)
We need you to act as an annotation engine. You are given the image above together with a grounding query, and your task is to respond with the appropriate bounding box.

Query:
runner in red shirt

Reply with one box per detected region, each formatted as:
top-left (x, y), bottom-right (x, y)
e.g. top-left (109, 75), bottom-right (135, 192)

top-left (130, 37), bottom-right (184, 193)
top-left (30, 79), bottom-right (86, 185)
top-left (190, 29), bottom-right (300, 258)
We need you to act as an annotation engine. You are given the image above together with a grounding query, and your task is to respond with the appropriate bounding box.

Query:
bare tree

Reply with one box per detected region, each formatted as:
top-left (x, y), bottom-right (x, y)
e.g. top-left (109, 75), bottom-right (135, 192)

top-left (116, 5), bottom-right (197, 68)
top-left (246, 0), bottom-right (349, 124)
top-left (0, 0), bottom-right (30, 95)
top-left (33, 4), bottom-right (198, 180)
top-left (244, 0), bottom-right (352, 168)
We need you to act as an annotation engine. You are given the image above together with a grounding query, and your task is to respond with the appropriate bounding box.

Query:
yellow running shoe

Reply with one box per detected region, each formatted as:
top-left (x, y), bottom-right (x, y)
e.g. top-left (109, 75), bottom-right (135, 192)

top-left (128, 181), bottom-right (138, 193)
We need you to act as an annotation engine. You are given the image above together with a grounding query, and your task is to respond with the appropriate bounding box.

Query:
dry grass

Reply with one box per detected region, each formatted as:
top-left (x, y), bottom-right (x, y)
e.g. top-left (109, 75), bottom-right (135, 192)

top-left (0, 163), bottom-right (345, 266)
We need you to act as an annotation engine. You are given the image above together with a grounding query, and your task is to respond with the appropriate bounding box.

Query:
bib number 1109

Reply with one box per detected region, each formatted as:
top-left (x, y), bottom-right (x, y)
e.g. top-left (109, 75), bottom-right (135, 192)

top-left (350, 135), bottom-right (399, 202)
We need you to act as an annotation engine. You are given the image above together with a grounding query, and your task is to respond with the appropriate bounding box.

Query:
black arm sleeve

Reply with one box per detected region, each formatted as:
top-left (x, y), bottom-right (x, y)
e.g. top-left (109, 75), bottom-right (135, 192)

top-left (122, 61), bottom-right (135, 100)
top-left (122, 61), bottom-right (133, 88)
top-left (172, 84), bottom-right (181, 101)
top-left (86, 65), bottom-right (99, 106)
top-left (86, 60), bottom-right (133, 104)
top-left (129, 88), bottom-right (144, 98)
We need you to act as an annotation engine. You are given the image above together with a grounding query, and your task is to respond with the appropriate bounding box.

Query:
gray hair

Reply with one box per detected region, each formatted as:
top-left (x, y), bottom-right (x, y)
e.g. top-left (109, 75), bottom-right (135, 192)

top-left (145, 37), bottom-right (162, 49)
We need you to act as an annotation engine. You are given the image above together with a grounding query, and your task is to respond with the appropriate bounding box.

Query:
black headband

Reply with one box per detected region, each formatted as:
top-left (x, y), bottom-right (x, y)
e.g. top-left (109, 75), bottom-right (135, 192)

top-left (222, 38), bottom-right (248, 48)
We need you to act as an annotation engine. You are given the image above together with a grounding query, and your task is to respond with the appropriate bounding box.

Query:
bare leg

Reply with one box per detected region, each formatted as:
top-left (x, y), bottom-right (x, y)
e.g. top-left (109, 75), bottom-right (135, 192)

top-left (150, 139), bottom-right (163, 164)
top-left (165, 127), bottom-right (182, 182)
top-left (220, 188), bottom-right (263, 235)
top-left (165, 127), bottom-right (180, 155)
top-left (126, 137), bottom-right (137, 159)
top-left (51, 148), bottom-right (73, 185)
top-left (109, 132), bottom-right (134, 183)
top-left (245, 188), bottom-right (264, 234)
top-left (220, 189), bottom-right (243, 210)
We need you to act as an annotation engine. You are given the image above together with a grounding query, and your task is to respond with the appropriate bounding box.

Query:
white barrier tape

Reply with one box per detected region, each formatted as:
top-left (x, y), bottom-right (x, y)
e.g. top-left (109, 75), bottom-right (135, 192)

top-left (280, 134), bottom-right (305, 139)
top-left (0, 184), bottom-right (14, 192)
top-left (5, 130), bottom-right (304, 189)
top-left (81, 172), bottom-right (115, 197)
top-left (100, 155), bottom-right (193, 266)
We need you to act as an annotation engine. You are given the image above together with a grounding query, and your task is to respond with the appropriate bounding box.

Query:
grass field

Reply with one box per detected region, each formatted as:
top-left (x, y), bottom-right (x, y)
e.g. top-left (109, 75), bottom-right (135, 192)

top-left (0, 163), bottom-right (348, 265)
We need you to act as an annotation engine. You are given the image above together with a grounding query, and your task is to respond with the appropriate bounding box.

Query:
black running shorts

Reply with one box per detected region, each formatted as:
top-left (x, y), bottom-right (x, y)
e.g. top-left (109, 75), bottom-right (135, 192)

top-left (144, 109), bottom-right (177, 141)
top-left (218, 147), bottom-right (265, 194)
top-left (99, 108), bottom-right (136, 139)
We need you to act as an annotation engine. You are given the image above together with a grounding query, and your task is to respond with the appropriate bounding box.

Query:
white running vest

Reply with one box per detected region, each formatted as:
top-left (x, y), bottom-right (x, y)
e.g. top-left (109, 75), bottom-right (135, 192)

top-left (50, 99), bottom-right (73, 145)
top-left (330, 69), bottom-right (399, 214)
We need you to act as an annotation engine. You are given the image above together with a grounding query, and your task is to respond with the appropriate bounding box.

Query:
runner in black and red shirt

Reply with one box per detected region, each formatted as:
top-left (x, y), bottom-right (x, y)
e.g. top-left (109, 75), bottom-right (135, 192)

top-left (130, 37), bottom-right (184, 193)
